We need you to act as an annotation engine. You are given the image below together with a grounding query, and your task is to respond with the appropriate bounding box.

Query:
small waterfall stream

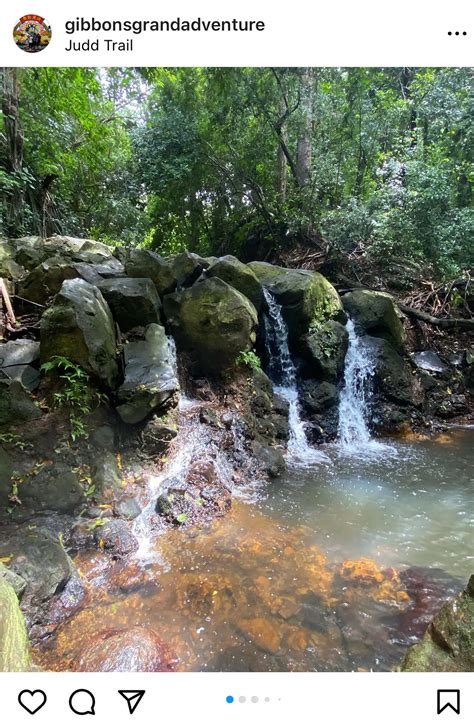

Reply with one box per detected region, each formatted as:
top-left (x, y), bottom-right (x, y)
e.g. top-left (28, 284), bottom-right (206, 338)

top-left (263, 289), bottom-right (328, 466)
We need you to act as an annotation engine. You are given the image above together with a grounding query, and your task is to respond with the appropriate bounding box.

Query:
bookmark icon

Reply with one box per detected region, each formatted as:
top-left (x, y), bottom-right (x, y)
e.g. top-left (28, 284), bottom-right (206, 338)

top-left (118, 691), bottom-right (146, 715)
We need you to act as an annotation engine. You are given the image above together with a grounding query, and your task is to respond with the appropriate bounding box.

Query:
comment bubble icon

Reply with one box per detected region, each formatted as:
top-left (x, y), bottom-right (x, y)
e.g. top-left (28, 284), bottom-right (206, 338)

top-left (69, 690), bottom-right (96, 716)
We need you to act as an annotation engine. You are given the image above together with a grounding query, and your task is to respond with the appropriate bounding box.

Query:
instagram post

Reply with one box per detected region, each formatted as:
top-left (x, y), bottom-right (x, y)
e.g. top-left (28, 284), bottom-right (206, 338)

top-left (0, 2), bottom-right (472, 721)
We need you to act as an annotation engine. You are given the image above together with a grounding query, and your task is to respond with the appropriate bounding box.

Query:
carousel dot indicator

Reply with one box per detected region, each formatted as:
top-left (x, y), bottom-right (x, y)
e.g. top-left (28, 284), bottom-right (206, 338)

top-left (238, 696), bottom-right (246, 703)
top-left (226, 696), bottom-right (234, 704)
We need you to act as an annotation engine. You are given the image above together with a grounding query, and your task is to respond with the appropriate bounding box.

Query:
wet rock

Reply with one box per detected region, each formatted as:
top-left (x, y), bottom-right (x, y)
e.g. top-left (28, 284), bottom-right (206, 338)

top-left (250, 262), bottom-right (344, 339)
top-left (402, 575), bottom-right (474, 672)
top-left (362, 336), bottom-right (415, 405)
top-left (92, 451), bottom-right (123, 502)
top-left (0, 562), bottom-right (26, 598)
top-left (302, 320), bottom-right (348, 382)
top-left (238, 617), bottom-right (282, 654)
top-left (0, 578), bottom-right (31, 671)
top-left (300, 380), bottom-right (338, 413)
top-left (164, 278), bottom-right (258, 375)
top-left (138, 416), bottom-right (178, 455)
top-left (412, 351), bottom-right (449, 374)
top-left (343, 289), bottom-right (405, 351)
top-left (18, 257), bottom-right (102, 305)
top-left (120, 247), bottom-right (176, 296)
top-left (0, 448), bottom-right (13, 502)
top-left (115, 497), bottom-right (141, 520)
top-left (251, 440), bottom-right (285, 478)
top-left (171, 251), bottom-right (208, 287)
top-left (90, 424), bottom-right (115, 450)
top-left (69, 521), bottom-right (96, 550)
top-left (116, 324), bottom-right (179, 424)
top-left (221, 412), bottom-right (234, 429)
top-left (199, 408), bottom-right (219, 426)
top-left (0, 339), bottom-right (40, 391)
top-left (76, 626), bottom-right (178, 672)
top-left (398, 567), bottom-right (464, 639)
top-left (18, 463), bottom-right (85, 514)
top-left (40, 278), bottom-right (118, 388)
top-left (0, 373), bottom-right (41, 427)
top-left (0, 528), bottom-right (74, 611)
top-left (94, 519), bottom-right (138, 557)
top-left (98, 277), bottom-right (161, 333)
top-left (431, 392), bottom-right (469, 418)
top-left (208, 255), bottom-right (263, 309)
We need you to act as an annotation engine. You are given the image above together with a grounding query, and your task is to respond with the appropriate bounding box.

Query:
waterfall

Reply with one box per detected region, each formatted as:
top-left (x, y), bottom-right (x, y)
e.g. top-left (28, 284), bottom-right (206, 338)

top-left (263, 289), bottom-right (328, 466)
top-left (337, 319), bottom-right (374, 449)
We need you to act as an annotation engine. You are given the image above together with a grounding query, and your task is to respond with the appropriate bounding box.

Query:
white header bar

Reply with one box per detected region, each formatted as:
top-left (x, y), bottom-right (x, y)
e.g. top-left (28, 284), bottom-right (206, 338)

top-left (0, 0), bottom-right (472, 67)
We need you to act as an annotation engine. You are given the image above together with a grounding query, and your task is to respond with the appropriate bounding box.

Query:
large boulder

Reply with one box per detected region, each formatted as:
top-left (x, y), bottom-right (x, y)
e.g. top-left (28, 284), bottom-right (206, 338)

top-left (362, 336), bottom-right (415, 405)
top-left (0, 373), bottom-right (41, 427)
top-left (302, 320), bottom-right (348, 382)
top-left (40, 279), bottom-right (118, 388)
top-left (0, 528), bottom-right (74, 613)
top-left (76, 626), bottom-right (178, 672)
top-left (7, 236), bottom-right (45, 270)
top-left (98, 278), bottom-right (161, 332)
top-left (0, 242), bottom-right (25, 280)
top-left (402, 576), bottom-right (474, 672)
top-left (18, 257), bottom-right (102, 305)
top-left (116, 324), bottom-right (179, 424)
top-left (16, 463), bottom-right (86, 514)
top-left (0, 339), bottom-right (40, 391)
top-left (42, 235), bottom-right (85, 258)
top-left (249, 262), bottom-right (344, 339)
top-left (342, 290), bottom-right (405, 351)
top-left (0, 578), bottom-right (31, 671)
top-left (170, 251), bottom-right (208, 287)
top-left (119, 248), bottom-right (176, 297)
top-left (208, 255), bottom-right (263, 309)
top-left (163, 278), bottom-right (258, 374)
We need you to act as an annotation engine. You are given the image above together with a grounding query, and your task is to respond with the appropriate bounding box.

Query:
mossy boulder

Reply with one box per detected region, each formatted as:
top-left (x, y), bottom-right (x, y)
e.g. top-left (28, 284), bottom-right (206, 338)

top-left (208, 255), bottom-right (263, 309)
top-left (362, 336), bottom-right (415, 405)
top-left (302, 320), bottom-right (348, 382)
top-left (343, 289), bottom-right (405, 351)
top-left (40, 278), bottom-right (118, 388)
top-left (163, 278), bottom-right (258, 374)
top-left (402, 575), bottom-right (474, 671)
top-left (116, 324), bottom-right (179, 424)
top-left (119, 248), bottom-right (176, 297)
top-left (0, 578), bottom-right (31, 671)
top-left (249, 262), bottom-right (344, 339)
top-left (98, 277), bottom-right (161, 332)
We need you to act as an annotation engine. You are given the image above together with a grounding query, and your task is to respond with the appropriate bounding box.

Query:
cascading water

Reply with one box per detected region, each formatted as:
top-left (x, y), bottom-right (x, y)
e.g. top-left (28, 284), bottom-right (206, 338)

top-left (263, 288), bottom-right (328, 466)
top-left (337, 318), bottom-right (394, 456)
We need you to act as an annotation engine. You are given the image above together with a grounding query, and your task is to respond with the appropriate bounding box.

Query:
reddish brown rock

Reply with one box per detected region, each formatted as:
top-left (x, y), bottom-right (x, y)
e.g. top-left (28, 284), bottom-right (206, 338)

top-left (76, 626), bottom-right (178, 672)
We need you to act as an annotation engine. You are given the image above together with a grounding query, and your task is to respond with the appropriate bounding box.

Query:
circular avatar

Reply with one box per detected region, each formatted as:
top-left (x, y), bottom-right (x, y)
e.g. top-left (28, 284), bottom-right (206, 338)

top-left (13, 15), bottom-right (52, 53)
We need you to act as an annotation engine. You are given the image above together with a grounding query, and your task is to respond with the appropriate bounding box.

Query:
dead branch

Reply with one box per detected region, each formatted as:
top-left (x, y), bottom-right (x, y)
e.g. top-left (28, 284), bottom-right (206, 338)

top-left (398, 303), bottom-right (474, 331)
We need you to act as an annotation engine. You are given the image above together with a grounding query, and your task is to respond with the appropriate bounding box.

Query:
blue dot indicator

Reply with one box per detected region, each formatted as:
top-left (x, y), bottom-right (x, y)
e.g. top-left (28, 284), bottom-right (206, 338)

top-left (226, 696), bottom-right (234, 704)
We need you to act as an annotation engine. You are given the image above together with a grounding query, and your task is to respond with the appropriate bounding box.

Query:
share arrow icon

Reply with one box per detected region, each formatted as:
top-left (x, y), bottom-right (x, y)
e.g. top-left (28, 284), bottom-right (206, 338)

top-left (118, 690), bottom-right (146, 715)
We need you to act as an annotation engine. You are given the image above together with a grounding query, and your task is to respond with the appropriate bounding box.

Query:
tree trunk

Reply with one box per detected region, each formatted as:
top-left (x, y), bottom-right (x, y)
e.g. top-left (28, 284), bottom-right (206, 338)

top-left (1, 69), bottom-right (25, 236)
top-left (295, 68), bottom-right (314, 188)
top-left (276, 96), bottom-right (288, 203)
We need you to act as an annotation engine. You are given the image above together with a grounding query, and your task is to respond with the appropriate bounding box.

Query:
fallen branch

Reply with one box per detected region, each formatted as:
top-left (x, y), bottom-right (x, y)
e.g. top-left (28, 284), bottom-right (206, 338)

top-left (0, 277), bottom-right (17, 330)
top-left (398, 303), bottom-right (474, 331)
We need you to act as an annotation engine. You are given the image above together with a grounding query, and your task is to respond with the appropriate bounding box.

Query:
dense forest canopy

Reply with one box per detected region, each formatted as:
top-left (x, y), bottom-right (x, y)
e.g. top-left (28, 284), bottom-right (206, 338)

top-left (1, 67), bottom-right (473, 277)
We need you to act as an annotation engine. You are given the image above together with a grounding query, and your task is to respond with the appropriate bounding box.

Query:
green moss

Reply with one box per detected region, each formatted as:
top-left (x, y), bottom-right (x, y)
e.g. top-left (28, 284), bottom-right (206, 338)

top-left (0, 578), bottom-right (31, 671)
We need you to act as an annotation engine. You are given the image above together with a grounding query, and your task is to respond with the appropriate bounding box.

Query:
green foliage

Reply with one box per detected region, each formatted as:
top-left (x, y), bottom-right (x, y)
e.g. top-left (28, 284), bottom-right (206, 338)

top-left (40, 356), bottom-right (106, 441)
top-left (236, 350), bottom-right (262, 370)
top-left (175, 513), bottom-right (188, 524)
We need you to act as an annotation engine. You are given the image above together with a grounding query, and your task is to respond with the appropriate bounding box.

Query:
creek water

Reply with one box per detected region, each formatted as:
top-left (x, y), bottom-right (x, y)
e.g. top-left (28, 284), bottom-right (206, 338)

top-left (33, 305), bottom-right (473, 673)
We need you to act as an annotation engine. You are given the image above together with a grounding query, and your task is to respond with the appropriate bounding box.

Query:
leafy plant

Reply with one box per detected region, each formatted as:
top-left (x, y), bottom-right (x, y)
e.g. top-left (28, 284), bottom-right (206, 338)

top-left (40, 356), bottom-right (106, 442)
top-left (236, 350), bottom-right (262, 370)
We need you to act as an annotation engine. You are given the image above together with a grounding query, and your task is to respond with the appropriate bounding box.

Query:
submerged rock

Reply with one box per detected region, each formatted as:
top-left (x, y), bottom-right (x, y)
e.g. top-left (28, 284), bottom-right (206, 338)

top-left (342, 289), bottom-right (405, 351)
top-left (208, 255), bottom-right (263, 309)
top-left (402, 575), bottom-right (474, 672)
top-left (0, 339), bottom-right (40, 391)
top-left (116, 324), bottom-right (179, 424)
top-left (40, 278), bottom-right (118, 388)
top-left (0, 578), bottom-right (31, 671)
top-left (93, 519), bottom-right (139, 557)
top-left (98, 277), bottom-right (161, 332)
top-left (164, 277), bottom-right (258, 374)
top-left (76, 626), bottom-right (178, 672)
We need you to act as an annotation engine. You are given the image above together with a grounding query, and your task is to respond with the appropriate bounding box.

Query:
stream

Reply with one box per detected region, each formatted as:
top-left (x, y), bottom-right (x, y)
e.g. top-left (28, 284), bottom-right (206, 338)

top-left (33, 293), bottom-right (474, 673)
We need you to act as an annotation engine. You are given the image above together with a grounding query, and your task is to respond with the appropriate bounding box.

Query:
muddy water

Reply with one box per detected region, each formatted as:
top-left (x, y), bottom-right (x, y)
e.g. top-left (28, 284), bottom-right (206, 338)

top-left (34, 430), bottom-right (473, 672)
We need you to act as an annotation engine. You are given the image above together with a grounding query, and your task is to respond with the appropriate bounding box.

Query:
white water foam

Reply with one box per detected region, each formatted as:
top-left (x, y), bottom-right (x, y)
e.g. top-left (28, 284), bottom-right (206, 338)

top-left (263, 288), bottom-right (329, 467)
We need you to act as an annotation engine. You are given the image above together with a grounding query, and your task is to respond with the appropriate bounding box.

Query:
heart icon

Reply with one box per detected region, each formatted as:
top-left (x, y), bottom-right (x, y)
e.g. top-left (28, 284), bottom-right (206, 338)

top-left (18, 690), bottom-right (47, 715)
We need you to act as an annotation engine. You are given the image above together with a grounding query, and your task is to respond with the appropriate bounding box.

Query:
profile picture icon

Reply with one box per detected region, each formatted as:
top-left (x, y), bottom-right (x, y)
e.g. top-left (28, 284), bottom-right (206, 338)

top-left (13, 15), bottom-right (52, 53)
